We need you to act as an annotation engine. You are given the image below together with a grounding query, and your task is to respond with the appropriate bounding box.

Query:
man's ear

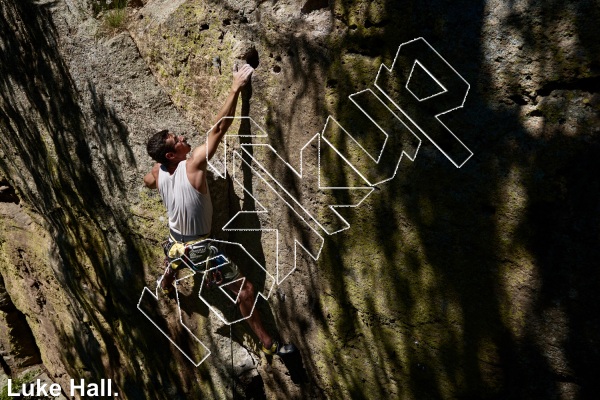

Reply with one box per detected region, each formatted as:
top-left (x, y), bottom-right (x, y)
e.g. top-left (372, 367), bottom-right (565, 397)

top-left (165, 151), bottom-right (175, 160)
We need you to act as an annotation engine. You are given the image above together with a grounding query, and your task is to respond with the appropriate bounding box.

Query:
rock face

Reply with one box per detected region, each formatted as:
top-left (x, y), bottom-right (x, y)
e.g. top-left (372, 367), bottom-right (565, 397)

top-left (1, 0), bottom-right (599, 399)
top-left (0, 274), bottom-right (42, 373)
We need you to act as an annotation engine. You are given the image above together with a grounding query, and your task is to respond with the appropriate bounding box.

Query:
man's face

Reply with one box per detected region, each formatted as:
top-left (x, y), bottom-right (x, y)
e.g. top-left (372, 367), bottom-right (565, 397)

top-left (165, 133), bottom-right (191, 162)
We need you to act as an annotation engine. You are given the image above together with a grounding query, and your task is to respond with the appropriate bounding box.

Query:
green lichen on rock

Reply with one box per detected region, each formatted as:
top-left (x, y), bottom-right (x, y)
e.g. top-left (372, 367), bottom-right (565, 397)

top-left (1, 0), bottom-right (598, 398)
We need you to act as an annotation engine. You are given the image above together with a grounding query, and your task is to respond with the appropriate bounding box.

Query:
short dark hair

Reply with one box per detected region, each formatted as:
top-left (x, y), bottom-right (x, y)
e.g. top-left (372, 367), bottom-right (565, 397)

top-left (146, 129), bottom-right (173, 164)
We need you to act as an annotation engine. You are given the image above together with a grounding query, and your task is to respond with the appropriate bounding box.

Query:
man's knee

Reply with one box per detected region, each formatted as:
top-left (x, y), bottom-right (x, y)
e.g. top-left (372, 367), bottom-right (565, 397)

top-left (237, 280), bottom-right (255, 303)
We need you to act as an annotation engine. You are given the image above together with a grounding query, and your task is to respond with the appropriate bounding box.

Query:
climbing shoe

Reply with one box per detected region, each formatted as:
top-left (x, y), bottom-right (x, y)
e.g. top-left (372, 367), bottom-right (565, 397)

top-left (261, 341), bottom-right (297, 356)
top-left (261, 341), bottom-right (278, 356)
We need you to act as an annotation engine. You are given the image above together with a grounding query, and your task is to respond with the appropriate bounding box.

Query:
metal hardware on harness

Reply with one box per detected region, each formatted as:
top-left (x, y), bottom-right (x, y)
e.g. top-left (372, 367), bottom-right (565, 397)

top-left (206, 269), bottom-right (224, 288)
top-left (183, 241), bottom-right (212, 271)
top-left (185, 242), bottom-right (210, 261)
top-left (205, 252), bottom-right (228, 289)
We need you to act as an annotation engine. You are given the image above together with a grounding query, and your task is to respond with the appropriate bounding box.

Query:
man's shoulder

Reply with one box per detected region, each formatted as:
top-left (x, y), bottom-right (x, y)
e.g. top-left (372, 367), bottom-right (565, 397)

top-left (151, 162), bottom-right (163, 172)
top-left (186, 153), bottom-right (209, 176)
top-left (189, 145), bottom-right (209, 168)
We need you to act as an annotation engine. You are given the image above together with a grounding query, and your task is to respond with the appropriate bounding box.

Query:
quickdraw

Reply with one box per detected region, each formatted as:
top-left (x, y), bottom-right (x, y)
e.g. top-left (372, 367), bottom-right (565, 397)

top-left (205, 268), bottom-right (223, 288)
top-left (204, 252), bottom-right (229, 289)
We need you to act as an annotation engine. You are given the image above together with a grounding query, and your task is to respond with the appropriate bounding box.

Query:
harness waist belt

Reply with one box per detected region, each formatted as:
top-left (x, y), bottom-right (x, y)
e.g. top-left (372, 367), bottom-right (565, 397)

top-left (169, 229), bottom-right (209, 243)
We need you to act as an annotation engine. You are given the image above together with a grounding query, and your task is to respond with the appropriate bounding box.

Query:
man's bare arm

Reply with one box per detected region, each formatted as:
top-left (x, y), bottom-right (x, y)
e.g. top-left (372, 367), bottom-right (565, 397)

top-left (190, 64), bottom-right (254, 166)
top-left (143, 163), bottom-right (160, 189)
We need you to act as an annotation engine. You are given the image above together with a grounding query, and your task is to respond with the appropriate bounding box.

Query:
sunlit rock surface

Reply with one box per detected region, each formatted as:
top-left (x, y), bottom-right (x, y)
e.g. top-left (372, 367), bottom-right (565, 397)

top-left (1, 0), bottom-right (599, 398)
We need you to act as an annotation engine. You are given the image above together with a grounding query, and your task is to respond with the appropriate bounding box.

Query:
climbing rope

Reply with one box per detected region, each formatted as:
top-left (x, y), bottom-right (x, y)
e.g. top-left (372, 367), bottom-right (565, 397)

top-left (230, 324), bottom-right (236, 399)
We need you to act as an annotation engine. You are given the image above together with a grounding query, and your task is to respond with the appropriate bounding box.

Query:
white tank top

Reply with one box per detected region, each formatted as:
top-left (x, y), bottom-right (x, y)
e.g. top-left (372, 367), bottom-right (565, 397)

top-left (157, 161), bottom-right (213, 236)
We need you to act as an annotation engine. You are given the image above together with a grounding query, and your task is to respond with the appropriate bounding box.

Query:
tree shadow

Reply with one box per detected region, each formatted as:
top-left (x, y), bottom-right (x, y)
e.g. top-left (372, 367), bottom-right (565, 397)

top-left (2, 0), bottom-right (598, 399)
top-left (208, 0), bottom-right (600, 399)
top-left (309, 0), bottom-right (600, 399)
top-left (0, 0), bottom-right (214, 398)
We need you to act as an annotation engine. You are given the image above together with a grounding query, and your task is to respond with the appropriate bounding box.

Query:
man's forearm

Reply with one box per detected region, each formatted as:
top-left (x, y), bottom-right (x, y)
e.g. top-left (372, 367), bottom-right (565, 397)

top-left (211, 87), bottom-right (241, 137)
top-left (202, 64), bottom-right (253, 161)
top-left (210, 63), bottom-right (253, 137)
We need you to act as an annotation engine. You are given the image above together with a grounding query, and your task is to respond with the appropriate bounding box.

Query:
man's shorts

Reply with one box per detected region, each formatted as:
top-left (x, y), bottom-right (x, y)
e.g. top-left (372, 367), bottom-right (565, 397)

top-left (163, 236), bottom-right (240, 283)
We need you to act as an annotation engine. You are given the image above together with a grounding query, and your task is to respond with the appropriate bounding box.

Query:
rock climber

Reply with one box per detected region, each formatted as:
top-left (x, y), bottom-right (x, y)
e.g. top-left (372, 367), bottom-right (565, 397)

top-left (142, 63), bottom-right (282, 356)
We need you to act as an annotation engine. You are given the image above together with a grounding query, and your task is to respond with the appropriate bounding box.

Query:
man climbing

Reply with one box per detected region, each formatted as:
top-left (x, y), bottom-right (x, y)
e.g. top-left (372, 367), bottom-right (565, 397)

top-left (143, 63), bottom-right (280, 356)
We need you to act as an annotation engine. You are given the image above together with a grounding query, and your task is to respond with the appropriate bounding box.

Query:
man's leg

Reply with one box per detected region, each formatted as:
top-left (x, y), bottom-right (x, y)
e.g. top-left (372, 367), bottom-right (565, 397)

top-left (227, 277), bottom-right (274, 349)
top-left (160, 262), bottom-right (178, 293)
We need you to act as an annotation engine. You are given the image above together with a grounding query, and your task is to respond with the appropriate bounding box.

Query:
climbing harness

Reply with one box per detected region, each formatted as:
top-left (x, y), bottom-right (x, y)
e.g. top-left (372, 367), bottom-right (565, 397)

top-left (162, 237), bottom-right (237, 289)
